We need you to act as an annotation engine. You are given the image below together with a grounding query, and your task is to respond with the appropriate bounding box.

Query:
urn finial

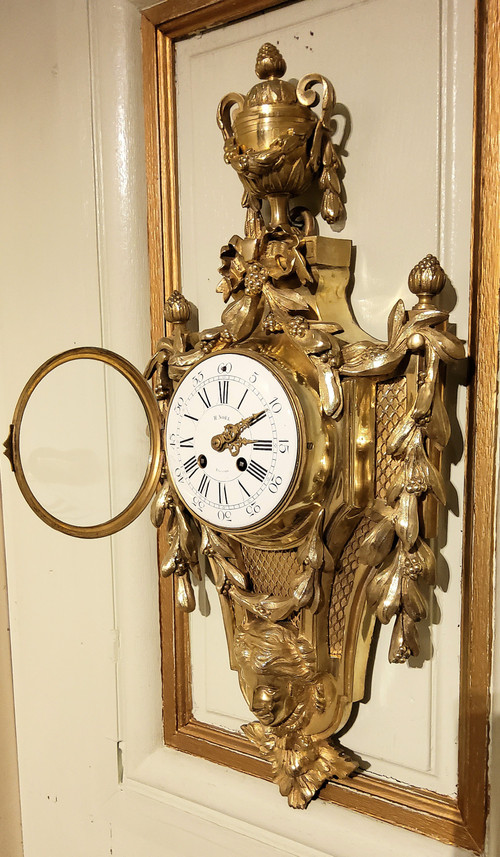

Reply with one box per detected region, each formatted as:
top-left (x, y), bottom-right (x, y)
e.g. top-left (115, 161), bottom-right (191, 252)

top-left (217, 44), bottom-right (345, 232)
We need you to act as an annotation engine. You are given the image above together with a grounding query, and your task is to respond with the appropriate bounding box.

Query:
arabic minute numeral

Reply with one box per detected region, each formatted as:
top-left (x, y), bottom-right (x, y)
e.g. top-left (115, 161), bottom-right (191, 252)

top-left (269, 475), bottom-right (283, 494)
top-left (278, 440), bottom-right (290, 453)
top-left (246, 502), bottom-right (261, 516)
top-left (269, 397), bottom-right (282, 413)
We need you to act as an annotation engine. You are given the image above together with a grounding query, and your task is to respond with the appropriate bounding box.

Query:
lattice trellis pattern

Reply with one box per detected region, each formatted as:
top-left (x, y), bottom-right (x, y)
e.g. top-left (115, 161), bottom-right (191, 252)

top-left (328, 376), bottom-right (408, 657)
top-left (241, 544), bottom-right (300, 598)
top-left (374, 377), bottom-right (407, 500)
top-left (329, 517), bottom-right (371, 656)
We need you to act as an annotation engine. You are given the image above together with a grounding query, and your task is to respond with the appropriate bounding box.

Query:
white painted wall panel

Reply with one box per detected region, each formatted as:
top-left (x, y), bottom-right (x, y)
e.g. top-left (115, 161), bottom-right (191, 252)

top-left (0, 0), bottom-right (157, 854)
top-left (0, 2), bottom-right (118, 854)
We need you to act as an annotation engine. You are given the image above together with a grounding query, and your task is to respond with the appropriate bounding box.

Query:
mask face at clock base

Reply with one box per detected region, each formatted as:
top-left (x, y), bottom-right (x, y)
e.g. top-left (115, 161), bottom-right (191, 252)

top-left (234, 618), bottom-right (317, 728)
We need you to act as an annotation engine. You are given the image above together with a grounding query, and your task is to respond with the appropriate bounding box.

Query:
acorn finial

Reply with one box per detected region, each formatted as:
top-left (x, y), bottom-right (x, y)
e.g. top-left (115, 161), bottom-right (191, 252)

top-left (164, 290), bottom-right (191, 324)
top-left (408, 254), bottom-right (446, 307)
top-left (255, 43), bottom-right (286, 80)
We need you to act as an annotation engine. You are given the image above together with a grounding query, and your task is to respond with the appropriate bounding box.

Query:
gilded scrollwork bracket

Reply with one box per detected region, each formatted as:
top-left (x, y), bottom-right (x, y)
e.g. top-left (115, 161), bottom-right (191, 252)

top-left (144, 44), bottom-right (465, 809)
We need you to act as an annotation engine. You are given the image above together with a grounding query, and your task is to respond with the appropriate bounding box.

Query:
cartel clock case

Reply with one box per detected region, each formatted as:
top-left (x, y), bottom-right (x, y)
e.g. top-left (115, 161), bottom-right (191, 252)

top-left (4, 43), bottom-right (464, 810)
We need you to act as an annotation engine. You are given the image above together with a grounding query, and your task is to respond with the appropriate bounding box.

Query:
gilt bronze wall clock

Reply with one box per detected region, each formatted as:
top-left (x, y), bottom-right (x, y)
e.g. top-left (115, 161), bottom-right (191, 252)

top-left (4, 43), bottom-right (464, 809)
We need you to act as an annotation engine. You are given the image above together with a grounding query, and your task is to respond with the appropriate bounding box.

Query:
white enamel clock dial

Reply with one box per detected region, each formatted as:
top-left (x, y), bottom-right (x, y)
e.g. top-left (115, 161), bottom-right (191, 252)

top-left (165, 351), bottom-right (300, 530)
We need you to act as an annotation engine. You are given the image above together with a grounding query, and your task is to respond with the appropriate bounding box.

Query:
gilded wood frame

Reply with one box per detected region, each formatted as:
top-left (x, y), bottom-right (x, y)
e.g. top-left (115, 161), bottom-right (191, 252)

top-left (141, 0), bottom-right (499, 850)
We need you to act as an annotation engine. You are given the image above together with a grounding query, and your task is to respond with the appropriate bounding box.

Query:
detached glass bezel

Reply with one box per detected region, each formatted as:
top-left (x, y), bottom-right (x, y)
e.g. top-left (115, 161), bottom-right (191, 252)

top-left (7, 347), bottom-right (163, 538)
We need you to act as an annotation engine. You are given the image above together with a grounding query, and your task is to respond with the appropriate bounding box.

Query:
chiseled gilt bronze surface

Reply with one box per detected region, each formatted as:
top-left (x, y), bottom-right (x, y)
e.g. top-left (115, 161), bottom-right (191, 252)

top-left (146, 44), bottom-right (464, 807)
top-left (5, 43), bottom-right (464, 810)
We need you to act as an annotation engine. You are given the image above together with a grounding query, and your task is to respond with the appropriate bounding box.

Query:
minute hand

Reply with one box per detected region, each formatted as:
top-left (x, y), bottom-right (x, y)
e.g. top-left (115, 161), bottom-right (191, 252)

top-left (235, 410), bottom-right (266, 433)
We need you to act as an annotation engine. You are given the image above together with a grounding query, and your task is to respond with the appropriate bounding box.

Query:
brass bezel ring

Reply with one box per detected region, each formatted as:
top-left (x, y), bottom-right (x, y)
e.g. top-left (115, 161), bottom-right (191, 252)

top-left (8, 347), bottom-right (163, 539)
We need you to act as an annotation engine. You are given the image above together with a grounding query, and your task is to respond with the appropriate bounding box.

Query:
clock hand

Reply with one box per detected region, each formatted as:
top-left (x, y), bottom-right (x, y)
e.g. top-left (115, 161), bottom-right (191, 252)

top-left (236, 410), bottom-right (266, 432)
top-left (227, 436), bottom-right (255, 457)
top-left (211, 410), bottom-right (266, 455)
top-left (210, 423), bottom-right (241, 452)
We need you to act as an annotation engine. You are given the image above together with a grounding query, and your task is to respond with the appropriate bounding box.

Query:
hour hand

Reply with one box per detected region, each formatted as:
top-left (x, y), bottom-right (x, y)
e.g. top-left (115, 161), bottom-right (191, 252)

top-left (227, 436), bottom-right (254, 456)
top-left (211, 410), bottom-right (266, 455)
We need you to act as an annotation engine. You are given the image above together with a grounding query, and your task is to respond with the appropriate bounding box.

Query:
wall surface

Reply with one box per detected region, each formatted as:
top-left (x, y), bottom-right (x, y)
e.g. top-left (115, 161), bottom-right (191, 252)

top-left (0, 1), bottom-right (496, 856)
top-left (0, 496), bottom-right (22, 856)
